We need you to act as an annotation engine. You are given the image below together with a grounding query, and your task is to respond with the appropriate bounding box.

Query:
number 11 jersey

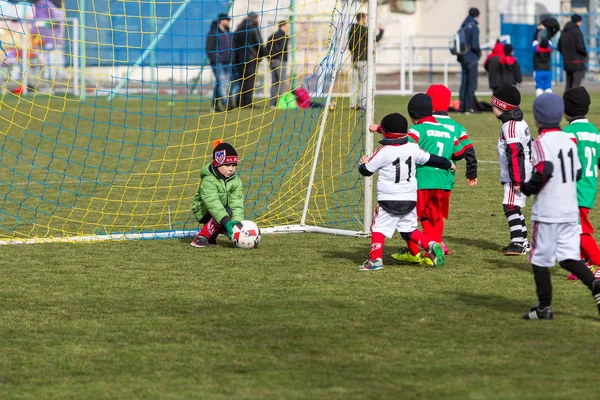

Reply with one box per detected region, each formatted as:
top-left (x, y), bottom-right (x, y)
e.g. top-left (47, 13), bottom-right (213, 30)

top-left (364, 142), bottom-right (432, 202)
top-left (531, 129), bottom-right (581, 223)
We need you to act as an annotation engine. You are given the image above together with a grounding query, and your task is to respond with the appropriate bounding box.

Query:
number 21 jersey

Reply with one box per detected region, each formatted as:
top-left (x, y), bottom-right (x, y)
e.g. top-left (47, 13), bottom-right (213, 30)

top-left (531, 129), bottom-right (581, 223)
top-left (563, 119), bottom-right (600, 209)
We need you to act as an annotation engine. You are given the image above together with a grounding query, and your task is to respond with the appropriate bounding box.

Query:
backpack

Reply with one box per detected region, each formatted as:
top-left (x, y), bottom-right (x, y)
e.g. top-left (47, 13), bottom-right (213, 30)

top-left (449, 24), bottom-right (471, 56)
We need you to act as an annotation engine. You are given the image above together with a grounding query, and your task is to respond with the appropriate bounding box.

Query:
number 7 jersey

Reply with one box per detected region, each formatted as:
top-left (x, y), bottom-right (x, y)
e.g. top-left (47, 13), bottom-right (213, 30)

top-left (531, 129), bottom-right (581, 223)
top-left (563, 119), bottom-right (600, 209)
top-left (408, 121), bottom-right (461, 190)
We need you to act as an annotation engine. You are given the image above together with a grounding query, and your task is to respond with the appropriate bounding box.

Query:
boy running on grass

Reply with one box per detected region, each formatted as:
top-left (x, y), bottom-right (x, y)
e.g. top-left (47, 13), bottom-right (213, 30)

top-left (358, 113), bottom-right (455, 271)
top-left (392, 94), bottom-right (464, 265)
top-left (492, 85), bottom-right (532, 256)
top-left (562, 87), bottom-right (600, 279)
top-left (520, 93), bottom-right (600, 320)
top-left (426, 84), bottom-right (478, 254)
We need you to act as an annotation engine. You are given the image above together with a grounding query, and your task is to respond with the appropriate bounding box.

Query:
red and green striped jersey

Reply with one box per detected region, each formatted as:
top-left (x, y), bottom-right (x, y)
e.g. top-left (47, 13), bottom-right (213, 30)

top-left (434, 114), bottom-right (474, 188)
top-left (564, 119), bottom-right (600, 209)
top-left (408, 121), bottom-right (462, 190)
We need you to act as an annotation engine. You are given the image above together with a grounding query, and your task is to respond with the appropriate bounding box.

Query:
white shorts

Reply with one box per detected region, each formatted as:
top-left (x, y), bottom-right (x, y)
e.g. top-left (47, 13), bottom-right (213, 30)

top-left (529, 221), bottom-right (580, 267)
top-left (371, 205), bottom-right (418, 238)
top-left (503, 182), bottom-right (527, 209)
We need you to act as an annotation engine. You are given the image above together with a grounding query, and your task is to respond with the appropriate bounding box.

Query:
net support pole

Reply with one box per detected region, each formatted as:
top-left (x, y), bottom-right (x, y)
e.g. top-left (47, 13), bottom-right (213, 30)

top-left (78, 0), bottom-right (86, 100)
top-left (362, 0), bottom-right (377, 233)
top-left (108, 0), bottom-right (191, 101)
top-left (289, 0), bottom-right (296, 89)
top-left (299, 68), bottom-right (340, 226)
top-left (73, 18), bottom-right (80, 97)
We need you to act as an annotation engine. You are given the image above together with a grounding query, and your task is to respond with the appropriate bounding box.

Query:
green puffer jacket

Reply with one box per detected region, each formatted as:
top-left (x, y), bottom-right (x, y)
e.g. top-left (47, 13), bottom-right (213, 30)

top-left (191, 163), bottom-right (244, 224)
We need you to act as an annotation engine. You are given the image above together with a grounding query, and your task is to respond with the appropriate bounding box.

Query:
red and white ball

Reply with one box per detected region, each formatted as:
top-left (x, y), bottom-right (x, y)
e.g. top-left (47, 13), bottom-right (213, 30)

top-left (232, 220), bottom-right (261, 249)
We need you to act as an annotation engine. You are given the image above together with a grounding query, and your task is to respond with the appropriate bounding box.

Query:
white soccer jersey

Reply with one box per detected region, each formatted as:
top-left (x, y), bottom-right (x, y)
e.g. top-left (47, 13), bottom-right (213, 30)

top-left (531, 130), bottom-right (581, 223)
top-left (497, 119), bottom-right (533, 183)
top-left (364, 143), bottom-right (431, 202)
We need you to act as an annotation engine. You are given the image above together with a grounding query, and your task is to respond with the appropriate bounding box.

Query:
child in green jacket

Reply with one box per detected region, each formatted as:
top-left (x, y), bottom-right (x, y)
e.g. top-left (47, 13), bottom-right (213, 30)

top-left (191, 142), bottom-right (244, 247)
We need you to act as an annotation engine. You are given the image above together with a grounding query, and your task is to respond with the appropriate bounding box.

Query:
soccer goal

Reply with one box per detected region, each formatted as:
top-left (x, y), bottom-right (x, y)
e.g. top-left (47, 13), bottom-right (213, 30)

top-left (0, 0), bottom-right (379, 244)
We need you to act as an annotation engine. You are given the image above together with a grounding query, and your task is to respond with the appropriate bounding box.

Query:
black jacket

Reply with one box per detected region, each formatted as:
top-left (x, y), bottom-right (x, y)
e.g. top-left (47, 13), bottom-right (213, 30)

top-left (558, 22), bottom-right (587, 72)
top-left (533, 42), bottom-right (551, 71)
top-left (457, 16), bottom-right (481, 63)
top-left (233, 18), bottom-right (263, 65)
top-left (264, 29), bottom-right (289, 62)
top-left (498, 55), bottom-right (522, 86)
top-left (484, 56), bottom-right (502, 89)
top-left (348, 23), bottom-right (383, 62)
top-left (205, 21), bottom-right (233, 65)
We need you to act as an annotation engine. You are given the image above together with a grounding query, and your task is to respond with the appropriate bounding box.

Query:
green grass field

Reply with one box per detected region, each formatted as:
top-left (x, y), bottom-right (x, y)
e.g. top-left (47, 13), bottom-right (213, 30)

top-left (2, 94), bottom-right (600, 399)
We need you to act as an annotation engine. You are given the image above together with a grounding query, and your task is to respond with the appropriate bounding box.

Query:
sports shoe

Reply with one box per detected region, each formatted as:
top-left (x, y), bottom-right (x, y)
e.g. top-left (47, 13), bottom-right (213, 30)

top-left (592, 280), bottom-right (600, 315)
top-left (359, 258), bottom-right (384, 271)
top-left (391, 250), bottom-right (422, 264)
top-left (441, 242), bottom-right (449, 255)
top-left (420, 256), bottom-right (434, 266)
top-left (503, 241), bottom-right (528, 256)
top-left (523, 305), bottom-right (553, 320)
top-left (428, 242), bottom-right (446, 268)
top-left (190, 236), bottom-right (210, 248)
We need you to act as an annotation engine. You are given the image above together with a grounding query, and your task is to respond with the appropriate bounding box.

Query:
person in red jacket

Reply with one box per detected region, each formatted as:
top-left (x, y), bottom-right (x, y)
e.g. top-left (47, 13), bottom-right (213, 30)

top-left (293, 87), bottom-right (335, 110)
top-left (498, 44), bottom-right (522, 86)
top-left (484, 41), bottom-right (504, 91)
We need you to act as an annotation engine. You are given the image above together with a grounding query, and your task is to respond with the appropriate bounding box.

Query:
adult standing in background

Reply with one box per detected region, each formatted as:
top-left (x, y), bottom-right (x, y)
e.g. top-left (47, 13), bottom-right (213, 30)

top-left (233, 12), bottom-right (264, 108)
top-left (348, 12), bottom-right (384, 111)
top-left (206, 13), bottom-right (234, 112)
top-left (558, 14), bottom-right (587, 90)
top-left (457, 8), bottom-right (481, 114)
top-left (264, 21), bottom-right (290, 109)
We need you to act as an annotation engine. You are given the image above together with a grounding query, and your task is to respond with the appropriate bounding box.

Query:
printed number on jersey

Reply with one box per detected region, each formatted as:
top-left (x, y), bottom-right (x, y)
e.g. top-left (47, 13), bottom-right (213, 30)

top-left (558, 149), bottom-right (575, 183)
top-left (584, 146), bottom-right (598, 177)
top-left (392, 157), bottom-right (412, 183)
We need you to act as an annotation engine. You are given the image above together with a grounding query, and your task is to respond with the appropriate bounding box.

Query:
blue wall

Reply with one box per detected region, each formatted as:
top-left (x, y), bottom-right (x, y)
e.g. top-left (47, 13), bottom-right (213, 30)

top-left (64, 0), bottom-right (230, 66)
top-left (500, 21), bottom-right (536, 75)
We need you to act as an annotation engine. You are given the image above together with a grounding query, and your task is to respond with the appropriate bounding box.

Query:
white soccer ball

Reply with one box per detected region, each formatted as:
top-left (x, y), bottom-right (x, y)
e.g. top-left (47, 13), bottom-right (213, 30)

top-left (232, 220), bottom-right (261, 249)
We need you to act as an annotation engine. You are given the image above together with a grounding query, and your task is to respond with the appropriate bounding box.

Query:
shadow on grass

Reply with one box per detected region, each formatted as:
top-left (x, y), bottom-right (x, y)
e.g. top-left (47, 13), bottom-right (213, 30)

top-left (450, 291), bottom-right (532, 314)
top-left (444, 235), bottom-right (501, 252)
top-left (320, 246), bottom-right (368, 264)
top-left (483, 257), bottom-right (532, 272)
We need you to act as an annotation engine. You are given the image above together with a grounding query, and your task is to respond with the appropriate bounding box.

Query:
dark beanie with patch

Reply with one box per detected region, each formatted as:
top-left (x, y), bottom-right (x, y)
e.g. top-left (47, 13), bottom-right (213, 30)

top-left (407, 93), bottom-right (433, 120)
top-left (379, 113), bottom-right (408, 138)
top-left (213, 142), bottom-right (239, 166)
top-left (492, 85), bottom-right (521, 112)
top-left (563, 86), bottom-right (590, 117)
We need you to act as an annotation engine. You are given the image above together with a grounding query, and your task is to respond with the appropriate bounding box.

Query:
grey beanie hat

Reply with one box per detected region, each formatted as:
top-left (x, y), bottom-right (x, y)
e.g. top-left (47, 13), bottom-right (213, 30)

top-left (533, 93), bottom-right (564, 127)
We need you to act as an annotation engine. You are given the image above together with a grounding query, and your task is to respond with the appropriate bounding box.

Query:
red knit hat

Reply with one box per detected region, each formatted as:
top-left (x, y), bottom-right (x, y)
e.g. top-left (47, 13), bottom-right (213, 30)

top-left (426, 84), bottom-right (451, 112)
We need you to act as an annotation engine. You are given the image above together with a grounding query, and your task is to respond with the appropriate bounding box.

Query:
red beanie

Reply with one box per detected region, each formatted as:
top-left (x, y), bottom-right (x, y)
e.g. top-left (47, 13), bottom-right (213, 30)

top-left (426, 84), bottom-right (451, 112)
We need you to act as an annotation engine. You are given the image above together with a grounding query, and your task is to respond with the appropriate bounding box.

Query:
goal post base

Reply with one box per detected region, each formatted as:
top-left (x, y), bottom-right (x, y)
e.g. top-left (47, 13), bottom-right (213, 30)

top-left (0, 225), bottom-right (368, 245)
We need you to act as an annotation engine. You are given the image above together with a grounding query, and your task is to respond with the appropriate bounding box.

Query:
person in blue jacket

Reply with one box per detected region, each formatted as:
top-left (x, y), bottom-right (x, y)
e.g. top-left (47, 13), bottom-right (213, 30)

top-left (206, 13), bottom-right (235, 112)
top-left (457, 8), bottom-right (481, 114)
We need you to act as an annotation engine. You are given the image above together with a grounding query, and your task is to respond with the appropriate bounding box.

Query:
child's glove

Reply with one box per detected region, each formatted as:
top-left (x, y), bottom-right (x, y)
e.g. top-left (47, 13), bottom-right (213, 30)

top-left (225, 220), bottom-right (240, 239)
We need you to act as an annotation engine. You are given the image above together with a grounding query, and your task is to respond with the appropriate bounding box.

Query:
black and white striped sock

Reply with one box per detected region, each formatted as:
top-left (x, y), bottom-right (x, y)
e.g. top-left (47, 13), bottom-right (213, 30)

top-left (507, 212), bottom-right (526, 243)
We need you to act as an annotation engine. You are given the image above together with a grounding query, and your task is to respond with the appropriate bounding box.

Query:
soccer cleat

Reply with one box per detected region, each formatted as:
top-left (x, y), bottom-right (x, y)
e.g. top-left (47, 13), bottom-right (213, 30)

top-left (441, 242), bottom-right (450, 255)
top-left (592, 280), bottom-right (600, 315)
top-left (503, 241), bottom-right (528, 256)
top-left (523, 305), bottom-right (553, 320)
top-left (359, 258), bottom-right (384, 271)
top-left (391, 250), bottom-right (422, 264)
top-left (190, 236), bottom-right (210, 248)
top-left (420, 256), bottom-right (434, 266)
top-left (428, 242), bottom-right (446, 268)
